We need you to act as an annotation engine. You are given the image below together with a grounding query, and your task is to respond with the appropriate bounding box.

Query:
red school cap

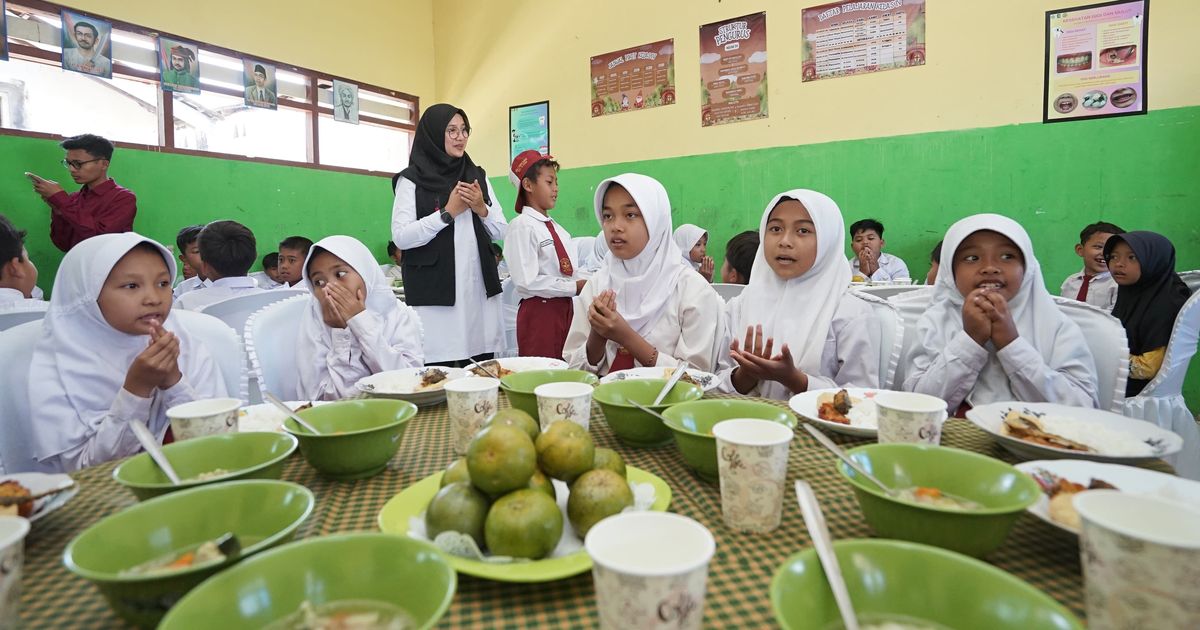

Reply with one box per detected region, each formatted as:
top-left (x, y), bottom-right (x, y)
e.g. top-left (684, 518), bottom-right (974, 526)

top-left (509, 149), bottom-right (553, 214)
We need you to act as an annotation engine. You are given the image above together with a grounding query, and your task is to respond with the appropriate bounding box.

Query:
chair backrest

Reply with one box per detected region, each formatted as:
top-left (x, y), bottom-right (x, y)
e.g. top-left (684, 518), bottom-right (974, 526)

top-left (855, 284), bottom-right (927, 301)
top-left (499, 278), bottom-right (519, 358)
top-left (848, 290), bottom-right (903, 389)
top-left (171, 310), bottom-right (247, 403)
top-left (888, 286), bottom-right (935, 389)
top-left (1051, 297), bottom-right (1129, 412)
top-left (1179, 270), bottom-right (1200, 293)
top-left (245, 294), bottom-right (310, 401)
top-left (711, 283), bottom-right (745, 303)
top-left (1137, 289), bottom-right (1200, 398)
top-left (0, 308), bottom-right (47, 332)
top-left (0, 320), bottom-right (44, 473)
top-left (196, 289), bottom-right (307, 340)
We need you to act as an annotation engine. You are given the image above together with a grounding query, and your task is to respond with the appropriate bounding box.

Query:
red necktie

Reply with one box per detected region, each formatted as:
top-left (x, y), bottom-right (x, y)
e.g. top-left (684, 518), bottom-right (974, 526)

top-left (610, 347), bottom-right (636, 372)
top-left (544, 220), bottom-right (574, 277)
top-left (1075, 275), bottom-right (1092, 302)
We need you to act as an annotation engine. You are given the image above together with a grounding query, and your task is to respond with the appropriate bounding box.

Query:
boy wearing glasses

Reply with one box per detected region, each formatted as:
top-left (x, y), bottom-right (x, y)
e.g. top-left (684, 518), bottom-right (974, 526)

top-left (29, 133), bottom-right (137, 252)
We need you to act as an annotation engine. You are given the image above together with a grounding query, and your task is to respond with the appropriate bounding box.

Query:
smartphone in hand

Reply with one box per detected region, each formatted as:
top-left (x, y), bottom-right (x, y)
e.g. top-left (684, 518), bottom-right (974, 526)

top-left (24, 172), bottom-right (46, 183)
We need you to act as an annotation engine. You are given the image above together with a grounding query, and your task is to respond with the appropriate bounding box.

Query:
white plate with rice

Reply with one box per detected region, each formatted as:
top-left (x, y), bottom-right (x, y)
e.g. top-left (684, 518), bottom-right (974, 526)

top-left (466, 357), bottom-right (568, 378)
top-left (788, 388), bottom-right (883, 438)
top-left (238, 400), bottom-right (330, 433)
top-left (966, 402), bottom-right (1183, 463)
top-left (355, 367), bottom-right (468, 406)
top-left (599, 367), bottom-right (718, 392)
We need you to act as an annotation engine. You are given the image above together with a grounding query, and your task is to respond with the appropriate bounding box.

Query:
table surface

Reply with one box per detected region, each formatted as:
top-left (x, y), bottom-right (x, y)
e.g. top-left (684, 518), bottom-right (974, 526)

top-left (19, 393), bottom-right (1135, 628)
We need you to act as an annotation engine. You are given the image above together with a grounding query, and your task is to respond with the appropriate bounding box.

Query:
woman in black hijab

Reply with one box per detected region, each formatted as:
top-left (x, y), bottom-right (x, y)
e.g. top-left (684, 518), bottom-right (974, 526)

top-left (391, 104), bottom-right (507, 366)
top-left (1104, 231), bottom-right (1193, 396)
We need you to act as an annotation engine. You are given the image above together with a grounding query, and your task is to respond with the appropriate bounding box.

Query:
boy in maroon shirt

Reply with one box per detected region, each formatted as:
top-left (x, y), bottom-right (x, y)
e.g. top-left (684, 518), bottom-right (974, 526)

top-left (28, 134), bottom-right (137, 252)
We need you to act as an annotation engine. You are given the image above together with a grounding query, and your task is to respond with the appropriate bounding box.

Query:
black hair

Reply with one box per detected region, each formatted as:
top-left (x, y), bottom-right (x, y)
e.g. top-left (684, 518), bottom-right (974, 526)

top-left (278, 236), bottom-right (313, 253)
top-left (60, 133), bottom-right (114, 161)
top-left (198, 220), bottom-right (257, 278)
top-left (849, 219), bottom-right (885, 239)
top-left (0, 214), bottom-right (28, 280)
top-left (521, 158), bottom-right (560, 186)
top-left (1080, 222), bottom-right (1125, 245)
top-left (489, 242), bottom-right (503, 260)
top-left (262, 252), bottom-right (279, 269)
top-left (387, 241), bottom-right (399, 256)
top-left (175, 224), bottom-right (204, 251)
top-left (73, 21), bottom-right (98, 38)
top-left (931, 240), bottom-right (943, 263)
top-left (724, 230), bottom-right (759, 283)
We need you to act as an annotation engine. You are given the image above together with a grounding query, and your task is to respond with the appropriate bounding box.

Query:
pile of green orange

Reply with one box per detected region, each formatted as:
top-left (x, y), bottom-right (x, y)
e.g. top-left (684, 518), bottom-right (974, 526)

top-left (426, 409), bottom-right (633, 560)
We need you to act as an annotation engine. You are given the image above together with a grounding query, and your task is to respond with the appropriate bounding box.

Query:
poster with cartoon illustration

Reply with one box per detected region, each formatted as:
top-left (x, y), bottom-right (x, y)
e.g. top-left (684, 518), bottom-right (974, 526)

top-left (60, 9), bottom-right (113, 79)
top-left (243, 59), bottom-right (278, 109)
top-left (801, 0), bottom-right (925, 82)
top-left (158, 37), bottom-right (200, 94)
top-left (509, 101), bottom-right (549, 164)
top-left (700, 13), bottom-right (768, 127)
top-left (332, 79), bottom-right (359, 124)
top-left (589, 39), bottom-right (675, 117)
top-left (1044, 0), bottom-right (1147, 122)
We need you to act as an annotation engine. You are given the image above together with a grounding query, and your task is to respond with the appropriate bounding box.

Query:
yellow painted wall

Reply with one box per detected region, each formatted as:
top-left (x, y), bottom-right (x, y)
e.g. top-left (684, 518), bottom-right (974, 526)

top-left (434, 0), bottom-right (1200, 173)
top-left (64, 0), bottom-right (437, 101)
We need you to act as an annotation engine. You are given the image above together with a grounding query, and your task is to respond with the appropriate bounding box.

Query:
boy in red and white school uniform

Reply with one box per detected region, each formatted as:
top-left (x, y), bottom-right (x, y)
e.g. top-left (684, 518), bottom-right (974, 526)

top-left (505, 150), bottom-right (585, 359)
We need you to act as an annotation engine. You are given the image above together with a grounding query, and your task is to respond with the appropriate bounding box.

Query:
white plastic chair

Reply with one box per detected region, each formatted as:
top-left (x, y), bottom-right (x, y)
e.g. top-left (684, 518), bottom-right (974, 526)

top-left (171, 310), bottom-right (247, 403)
top-left (888, 286), bottom-right (935, 389)
top-left (498, 278), bottom-right (520, 358)
top-left (1179, 270), bottom-right (1200, 293)
top-left (197, 289), bottom-right (307, 341)
top-left (1051, 296), bottom-right (1128, 413)
top-left (0, 320), bottom-right (45, 474)
top-left (0, 307), bottom-right (47, 332)
top-left (1123, 290), bottom-right (1200, 480)
top-left (849, 290), bottom-right (903, 390)
top-left (855, 284), bottom-right (927, 301)
top-left (712, 283), bottom-right (745, 303)
top-left (245, 294), bottom-right (310, 402)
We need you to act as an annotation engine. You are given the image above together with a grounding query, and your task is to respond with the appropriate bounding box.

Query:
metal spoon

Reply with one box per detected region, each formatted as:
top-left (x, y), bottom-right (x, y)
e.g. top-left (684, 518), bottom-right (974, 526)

top-left (130, 420), bottom-right (182, 485)
top-left (795, 480), bottom-right (860, 630)
top-left (802, 424), bottom-right (897, 497)
top-left (629, 399), bottom-right (673, 423)
top-left (263, 391), bottom-right (322, 435)
top-left (652, 363), bottom-right (688, 406)
top-left (212, 531), bottom-right (242, 558)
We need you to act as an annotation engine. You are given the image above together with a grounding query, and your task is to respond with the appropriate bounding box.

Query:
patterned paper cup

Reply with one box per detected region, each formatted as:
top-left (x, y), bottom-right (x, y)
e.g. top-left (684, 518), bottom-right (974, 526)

top-left (712, 418), bottom-right (793, 533)
top-left (1075, 491), bottom-right (1200, 630)
top-left (585, 512), bottom-right (716, 630)
top-left (0, 516), bottom-right (31, 627)
top-left (874, 392), bottom-right (947, 444)
top-left (534, 382), bottom-right (593, 431)
top-left (445, 377), bottom-right (500, 454)
top-left (166, 397), bottom-right (241, 441)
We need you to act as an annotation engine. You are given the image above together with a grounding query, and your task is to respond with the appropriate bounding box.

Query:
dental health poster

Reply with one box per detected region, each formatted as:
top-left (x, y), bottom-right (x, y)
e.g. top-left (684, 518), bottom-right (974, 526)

top-left (699, 12), bottom-right (768, 127)
top-left (801, 0), bottom-right (925, 82)
top-left (1044, 0), bottom-right (1147, 123)
top-left (590, 39), bottom-right (675, 117)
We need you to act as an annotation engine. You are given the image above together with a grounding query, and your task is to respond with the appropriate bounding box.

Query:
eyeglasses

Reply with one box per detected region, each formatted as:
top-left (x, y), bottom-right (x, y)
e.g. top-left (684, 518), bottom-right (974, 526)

top-left (62, 158), bottom-right (104, 170)
top-left (445, 127), bottom-right (471, 139)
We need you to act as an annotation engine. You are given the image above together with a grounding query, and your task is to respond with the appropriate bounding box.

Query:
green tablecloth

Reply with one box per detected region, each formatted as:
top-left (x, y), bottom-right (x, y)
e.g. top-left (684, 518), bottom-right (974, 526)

top-left (19, 394), bottom-right (1116, 628)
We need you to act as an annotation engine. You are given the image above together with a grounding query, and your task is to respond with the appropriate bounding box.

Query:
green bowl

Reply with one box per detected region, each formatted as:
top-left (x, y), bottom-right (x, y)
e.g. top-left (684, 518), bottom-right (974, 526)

top-left (661, 399), bottom-right (797, 482)
top-left (159, 533), bottom-right (456, 630)
top-left (771, 539), bottom-right (1082, 629)
top-left (500, 369), bottom-right (599, 418)
top-left (838, 443), bottom-right (1041, 557)
top-left (592, 379), bottom-right (704, 447)
top-left (63, 480), bottom-right (314, 628)
top-left (284, 399), bottom-right (417, 480)
top-left (112, 432), bottom-right (298, 501)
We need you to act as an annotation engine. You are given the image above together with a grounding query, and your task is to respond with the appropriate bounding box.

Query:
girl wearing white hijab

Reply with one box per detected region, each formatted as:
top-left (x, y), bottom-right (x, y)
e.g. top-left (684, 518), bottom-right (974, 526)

top-left (673, 223), bottom-right (714, 282)
top-left (26, 233), bottom-right (225, 473)
top-left (563, 174), bottom-right (725, 375)
top-left (296, 236), bottom-right (424, 400)
top-left (716, 190), bottom-right (880, 400)
top-left (903, 214), bottom-right (1098, 412)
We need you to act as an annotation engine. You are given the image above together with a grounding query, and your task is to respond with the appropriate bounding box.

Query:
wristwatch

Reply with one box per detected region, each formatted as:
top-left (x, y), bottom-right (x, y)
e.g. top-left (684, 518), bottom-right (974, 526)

top-left (439, 210), bottom-right (453, 225)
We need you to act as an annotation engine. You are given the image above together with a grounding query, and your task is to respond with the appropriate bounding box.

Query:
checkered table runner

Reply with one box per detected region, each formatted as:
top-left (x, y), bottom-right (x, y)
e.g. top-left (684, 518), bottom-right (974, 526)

top-left (22, 394), bottom-right (1154, 628)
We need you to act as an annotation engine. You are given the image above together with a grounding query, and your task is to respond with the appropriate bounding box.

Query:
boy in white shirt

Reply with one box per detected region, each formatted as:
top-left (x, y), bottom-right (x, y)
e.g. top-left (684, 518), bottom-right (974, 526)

top-left (250, 252), bottom-right (283, 289)
top-left (381, 241), bottom-right (404, 281)
top-left (275, 236), bottom-right (312, 290)
top-left (506, 150), bottom-right (584, 359)
top-left (0, 214), bottom-right (47, 312)
top-left (176, 220), bottom-right (266, 310)
top-left (172, 225), bottom-right (210, 298)
top-left (1060, 221), bottom-right (1123, 311)
top-left (848, 218), bottom-right (910, 282)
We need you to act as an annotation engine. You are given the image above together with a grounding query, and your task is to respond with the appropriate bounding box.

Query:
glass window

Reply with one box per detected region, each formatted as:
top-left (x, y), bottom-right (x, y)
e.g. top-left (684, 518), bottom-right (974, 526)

top-left (172, 90), bottom-right (309, 162)
top-left (317, 114), bottom-right (409, 172)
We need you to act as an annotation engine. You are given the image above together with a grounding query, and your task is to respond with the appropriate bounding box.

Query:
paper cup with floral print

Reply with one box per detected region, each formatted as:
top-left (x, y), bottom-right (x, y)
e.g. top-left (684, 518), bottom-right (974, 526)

top-left (0, 516), bottom-right (31, 627)
top-left (445, 377), bottom-right (500, 454)
top-left (166, 397), bottom-right (241, 441)
top-left (1075, 491), bottom-right (1200, 630)
top-left (712, 418), bottom-right (793, 533)
top-left (534, 381), bottom-right (593, 431)
top-left (585, 511), bottom-right (716, 630)
top-left (874, 392), bottom-right (947, 445)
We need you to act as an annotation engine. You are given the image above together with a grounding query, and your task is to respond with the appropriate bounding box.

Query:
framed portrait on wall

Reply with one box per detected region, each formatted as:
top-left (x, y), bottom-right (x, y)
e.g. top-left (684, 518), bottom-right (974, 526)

top-left (243, 59), bottom-right (278, 109)
top-left (332, 79), bottom-right (359, 124)
top-left (158, 37), bottom-right (200, 94)
top-left (1044, 0), bottom-right (1148, 123)
top-left (60, 9), bottom-right (113, 79)
top-left (509, 101), bottom-right (549, 164)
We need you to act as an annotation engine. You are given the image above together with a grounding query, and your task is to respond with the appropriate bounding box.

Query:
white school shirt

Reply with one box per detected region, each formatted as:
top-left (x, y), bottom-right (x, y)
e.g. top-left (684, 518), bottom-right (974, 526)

top-left (563, 271), bottom-right (725, 375)
top-left (507, 208), bottom-right (579, 300)
top-left (249, 271), bottom-right (282, 289)
top-left (1060, 270), bottom-right (1119, 311)
top-left (274, 279), bottom-right (310, 291)
top-left (391, 177), bottom-right (507, 363)
top-left (176, 276), bottom-right (266, 311)
top-left (381, 264), bottom-right (405, 281)
top-left (300, 305), bottom-right (425, 400)
top-left (715, 292), bottom-right (881, 400)
top-left (849, 252), bottom-right (910, 282)
top-left (0, 288), bottom-right (47, 312)
top-left (172, 276), bottom-right (211, 299)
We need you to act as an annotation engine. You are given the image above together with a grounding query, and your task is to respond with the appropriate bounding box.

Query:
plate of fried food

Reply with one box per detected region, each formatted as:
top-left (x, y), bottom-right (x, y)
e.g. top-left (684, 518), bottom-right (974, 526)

top-left (966, 402), bottom-right (1183, 463)
top-left (1015, 459), bottom-right (1200, 535)
top-left (600, 367), bottom-right (718, 392)
top-left (356, 367), bottom-right (468, 406)
top-left (0, 473), bottom-right (77, 522)
top-left (788, 388), bottom-right (883, 438)
top-left (466, 357), bottom-right (568, 379)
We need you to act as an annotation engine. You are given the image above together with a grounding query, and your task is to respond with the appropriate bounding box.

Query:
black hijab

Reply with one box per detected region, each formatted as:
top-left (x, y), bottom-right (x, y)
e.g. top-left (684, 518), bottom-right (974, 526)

top-left (1105, 231), bottom-right (1191, 356)
top-left (392, 103), bottom-right (490, 204)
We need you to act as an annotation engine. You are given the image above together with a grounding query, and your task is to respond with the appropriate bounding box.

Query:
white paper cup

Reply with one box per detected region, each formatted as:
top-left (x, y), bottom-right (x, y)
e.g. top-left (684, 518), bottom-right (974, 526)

top-left (534, 382), bottom-right (593, 431)
top-left (712, 418), bottom-right (793, 533)
top-left (0, 516), bottom-right (31, 627)
top-left (445, 377), bottom-right (500, 454)
top-left (166, 397), bottom-right (241, 441)
top-left (585, 512), bottom-right (716, 630)
top-left (1075, 491), bottom-right (1200, 630)
top-left (874, 392), bottom-right (947, 444)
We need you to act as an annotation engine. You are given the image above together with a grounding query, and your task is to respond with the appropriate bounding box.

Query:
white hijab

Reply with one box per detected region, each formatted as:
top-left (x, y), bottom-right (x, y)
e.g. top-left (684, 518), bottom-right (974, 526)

top-left (914, 213), bottom-right (1095, 405)
top-left (572, 236), bottom-right (597, 269)
top-left (673, 224), bottom-right (706, 269)
top-left (296, 235), bottom-right (424, 395)
top-left (589, 173), bottom-right (690, 338)
top-left (27, 233), bottom-right (222, 461)
top-left (731, 190), bottom-right (852, 375)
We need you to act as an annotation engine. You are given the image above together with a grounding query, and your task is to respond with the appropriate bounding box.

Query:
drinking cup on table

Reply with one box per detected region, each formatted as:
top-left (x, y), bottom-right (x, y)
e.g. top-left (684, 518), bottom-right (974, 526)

top-left (534, 382), bottom-right (593, 431)
top-left (0, 516), bottom-right (31, 626)
top-left (874, 392), bottom-right (947, 445)
top-left (712, 418), bottom-right (793, 533)
top-left (445, 377), bottom-right (500, 454)
top-left (166, 397), bottom-right (241, 441)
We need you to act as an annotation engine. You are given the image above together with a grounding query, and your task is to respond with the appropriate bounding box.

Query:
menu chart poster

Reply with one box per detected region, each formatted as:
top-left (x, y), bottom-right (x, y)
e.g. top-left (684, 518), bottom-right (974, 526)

top-left (801, 0), bottom-right (926, 82)
top-left (699, 12), bottom-right (768, 127)
top-left (1044, 0), bottom-right (1147, 123)
top-left (590, 39), bottom-right (675, 117)
top-left (509, 101), bottom-right (549, 164)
